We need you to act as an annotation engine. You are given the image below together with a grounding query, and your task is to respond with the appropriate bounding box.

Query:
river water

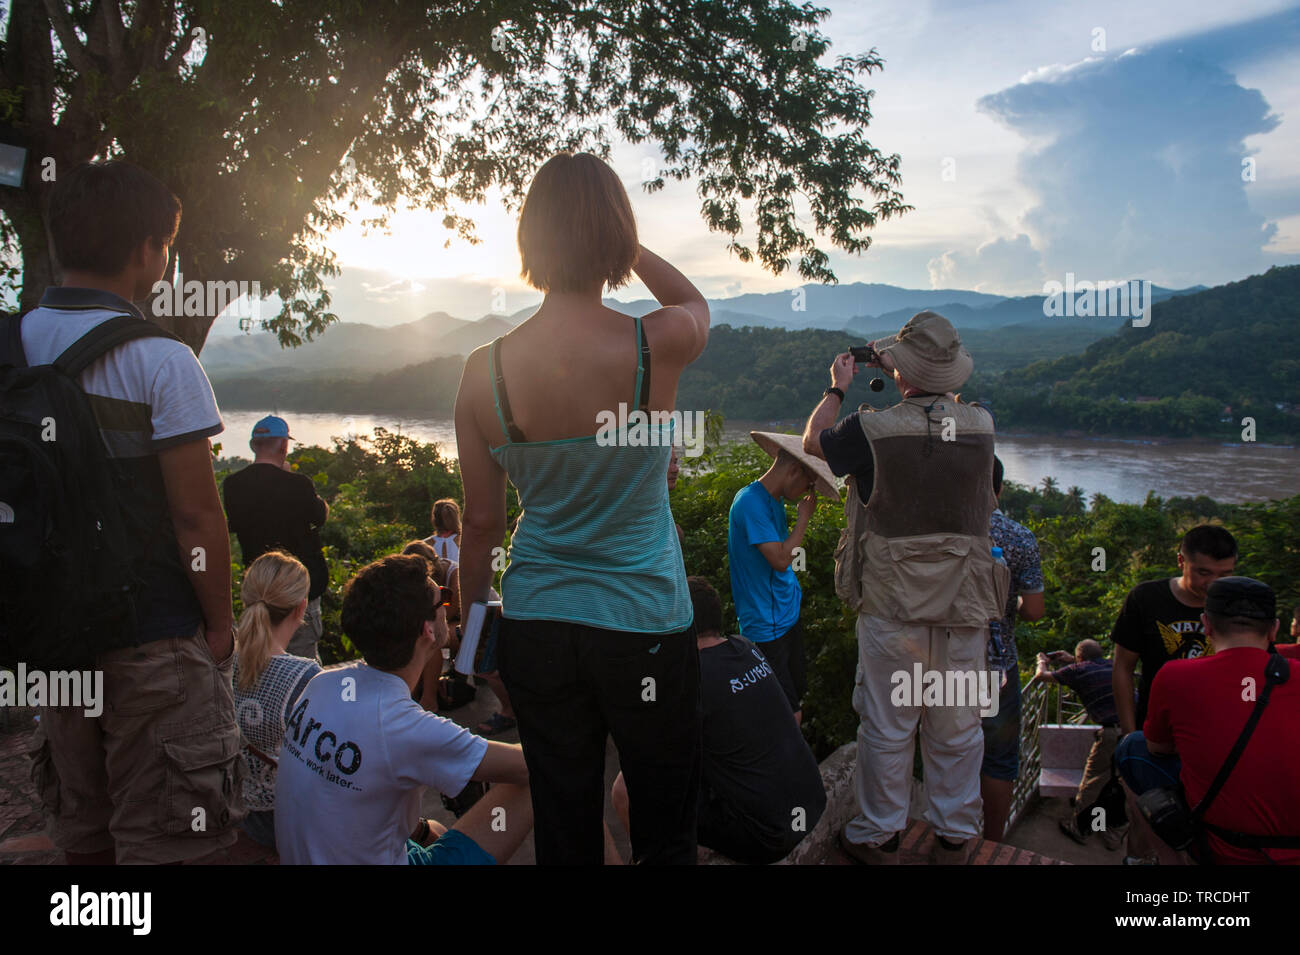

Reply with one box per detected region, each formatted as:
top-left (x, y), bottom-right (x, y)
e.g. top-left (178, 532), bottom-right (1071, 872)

top-left (218, 410), bottom-right (1299, 504)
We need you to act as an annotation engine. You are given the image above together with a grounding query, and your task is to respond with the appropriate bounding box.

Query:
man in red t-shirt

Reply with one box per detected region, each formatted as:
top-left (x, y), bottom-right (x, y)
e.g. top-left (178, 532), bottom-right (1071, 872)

top-left (1116, 577), bottom-right (1300, 865)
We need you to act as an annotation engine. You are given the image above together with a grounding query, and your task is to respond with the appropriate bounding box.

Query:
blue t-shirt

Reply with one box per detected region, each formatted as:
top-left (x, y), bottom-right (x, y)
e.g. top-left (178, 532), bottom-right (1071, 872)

top-left (728, 481), bottom-right (801, 643)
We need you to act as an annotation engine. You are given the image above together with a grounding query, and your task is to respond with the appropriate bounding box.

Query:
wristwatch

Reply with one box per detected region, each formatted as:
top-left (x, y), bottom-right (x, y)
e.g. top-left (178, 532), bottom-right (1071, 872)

top-left (824, 386), bottom-right (845, 400)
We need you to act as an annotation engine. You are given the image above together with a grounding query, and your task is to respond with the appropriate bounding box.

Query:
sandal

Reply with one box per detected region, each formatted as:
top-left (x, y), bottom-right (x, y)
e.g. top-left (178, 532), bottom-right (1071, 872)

top-left (476, 712), bottom-right (517, 737)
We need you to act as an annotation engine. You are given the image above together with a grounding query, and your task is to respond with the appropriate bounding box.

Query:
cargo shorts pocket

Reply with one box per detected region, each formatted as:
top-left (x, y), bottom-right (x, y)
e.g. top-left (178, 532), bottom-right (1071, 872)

top-left (851, 663), bottom-right (866, 718)
top-left (27, 726), bottom-right (61, 817)
top-left (104, 641), bottom-right (188, 717)
top-left (160, 728), bottom-right (243, 836)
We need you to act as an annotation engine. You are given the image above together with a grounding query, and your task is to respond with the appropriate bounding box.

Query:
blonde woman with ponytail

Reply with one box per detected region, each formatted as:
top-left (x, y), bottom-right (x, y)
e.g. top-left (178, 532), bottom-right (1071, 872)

top-left (232, 550), bottom-right (322, 849)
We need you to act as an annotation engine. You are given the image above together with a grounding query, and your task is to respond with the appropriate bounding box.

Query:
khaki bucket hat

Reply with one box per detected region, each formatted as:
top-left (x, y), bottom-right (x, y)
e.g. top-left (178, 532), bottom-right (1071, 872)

top-left (873, 310), bottom-right (973, 394)
top-left (750, 432), bottom-right (841, 500)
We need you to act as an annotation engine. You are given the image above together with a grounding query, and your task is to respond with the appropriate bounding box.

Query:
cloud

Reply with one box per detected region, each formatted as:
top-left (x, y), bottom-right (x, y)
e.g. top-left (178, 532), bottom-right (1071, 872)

top-left (358, 277), bottom-right (427, 304)
top-left (927, 233), bottom-right (1043, 293)
top-left (976, 30), bottom-right (1289, 288)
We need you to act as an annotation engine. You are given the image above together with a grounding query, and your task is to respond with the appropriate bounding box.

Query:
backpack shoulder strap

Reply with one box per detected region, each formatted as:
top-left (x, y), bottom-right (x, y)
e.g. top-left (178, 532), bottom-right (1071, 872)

top-left (53, 315), bottom-right (183, 379)
top-left (1192, 651), bottom-right (1286, 820)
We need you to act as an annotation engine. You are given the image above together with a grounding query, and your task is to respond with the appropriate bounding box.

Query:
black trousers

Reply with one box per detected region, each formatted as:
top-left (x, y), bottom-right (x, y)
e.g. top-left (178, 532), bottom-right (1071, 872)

top-left (497, 617), bottom-right (701, 865)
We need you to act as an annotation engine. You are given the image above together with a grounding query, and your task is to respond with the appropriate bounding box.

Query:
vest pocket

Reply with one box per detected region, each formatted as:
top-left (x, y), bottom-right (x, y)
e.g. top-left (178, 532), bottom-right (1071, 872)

top-left (876, 533), bottom-right (973, 624)
top-left (834, 526), bottom-right (863, 611)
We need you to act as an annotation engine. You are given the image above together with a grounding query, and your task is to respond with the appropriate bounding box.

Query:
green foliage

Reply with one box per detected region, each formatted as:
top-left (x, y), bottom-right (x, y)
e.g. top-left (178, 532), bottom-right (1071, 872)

top-left (217, 430), bottom-right (1300, 753)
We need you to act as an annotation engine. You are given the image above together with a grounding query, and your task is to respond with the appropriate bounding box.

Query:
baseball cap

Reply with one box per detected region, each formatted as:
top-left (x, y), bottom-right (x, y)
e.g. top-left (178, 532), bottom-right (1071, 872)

top-left (251, 415), bottom-right (294, 441)
top-left (1204, 576), bottom-right (1276, 620)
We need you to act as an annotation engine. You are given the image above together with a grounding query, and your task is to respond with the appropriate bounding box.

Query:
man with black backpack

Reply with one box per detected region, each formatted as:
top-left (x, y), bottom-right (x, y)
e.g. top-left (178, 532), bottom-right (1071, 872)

top-left (1116, 577), bottom-right (1300, 864)
top-left (0, 161), bottom-right (243, 864)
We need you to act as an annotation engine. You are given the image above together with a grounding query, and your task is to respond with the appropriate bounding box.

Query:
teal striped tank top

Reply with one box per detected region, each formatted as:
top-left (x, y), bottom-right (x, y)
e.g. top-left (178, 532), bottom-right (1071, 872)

top-left (488, 314), bottom-right (691, 634)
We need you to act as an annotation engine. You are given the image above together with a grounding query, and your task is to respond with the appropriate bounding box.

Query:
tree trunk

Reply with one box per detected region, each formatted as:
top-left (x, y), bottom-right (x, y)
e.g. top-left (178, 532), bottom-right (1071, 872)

top-left (2, 171), bottom-right (58, 314)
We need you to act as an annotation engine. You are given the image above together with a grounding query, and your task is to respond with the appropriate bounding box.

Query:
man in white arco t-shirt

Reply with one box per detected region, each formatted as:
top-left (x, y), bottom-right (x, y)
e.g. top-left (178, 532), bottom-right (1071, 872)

top-left (275, 554), bottom-right (534, 865)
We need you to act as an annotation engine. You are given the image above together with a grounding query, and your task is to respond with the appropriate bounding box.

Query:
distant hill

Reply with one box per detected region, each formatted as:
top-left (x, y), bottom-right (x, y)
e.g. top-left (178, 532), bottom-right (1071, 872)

top-left (212, 320), bottom-right (1119, 419)
top-left (213, 354), bottom-right (466, 415)
top-left (202, 278), bottom-right (1210, 381)
top-left (844, 284), bottom-right (1206, 336)
top-left (201, 310), bottom-right (509, 378)
top-left (978, 266), bottom-right (1300, 439)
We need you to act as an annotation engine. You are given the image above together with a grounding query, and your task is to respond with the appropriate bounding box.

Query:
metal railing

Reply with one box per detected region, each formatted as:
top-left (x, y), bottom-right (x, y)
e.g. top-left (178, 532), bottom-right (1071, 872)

top-left (1007, 677), bottom-right (1091, 833)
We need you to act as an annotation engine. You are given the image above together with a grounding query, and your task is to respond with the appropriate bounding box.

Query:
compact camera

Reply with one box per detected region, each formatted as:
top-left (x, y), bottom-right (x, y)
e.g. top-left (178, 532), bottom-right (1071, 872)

top-left (849, 344), bottom-right (886, 392)
top-left (849, 344), bottom-right (882, 365)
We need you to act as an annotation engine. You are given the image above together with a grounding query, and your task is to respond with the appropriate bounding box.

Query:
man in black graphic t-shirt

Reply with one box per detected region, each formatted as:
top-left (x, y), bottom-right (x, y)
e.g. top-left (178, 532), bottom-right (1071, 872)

top-left (1111, 525), bottom-right (1237, 735)
top-left (611, 577), bottom-right (827, 864)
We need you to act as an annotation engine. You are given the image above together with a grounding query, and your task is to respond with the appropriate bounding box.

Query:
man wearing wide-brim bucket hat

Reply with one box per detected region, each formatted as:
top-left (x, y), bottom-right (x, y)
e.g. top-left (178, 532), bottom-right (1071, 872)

top-left (799, 310), bottom-right (1010, 866)
top-left (727, 431), bottom-right (840, 727)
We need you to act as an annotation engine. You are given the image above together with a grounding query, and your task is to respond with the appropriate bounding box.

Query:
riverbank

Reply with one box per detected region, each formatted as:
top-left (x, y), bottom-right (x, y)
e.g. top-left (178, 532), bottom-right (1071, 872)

top-left (215, 410), bottom-right (1300, 504)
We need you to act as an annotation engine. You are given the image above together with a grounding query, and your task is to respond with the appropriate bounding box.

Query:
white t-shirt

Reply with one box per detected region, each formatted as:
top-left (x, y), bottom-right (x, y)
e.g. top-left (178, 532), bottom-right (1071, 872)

top-left (274, 661), bottom-right (488, 865)
top-left (427, 533), bottom-right (460, 564)
top-left (20, 297), bottom-right (224, 457)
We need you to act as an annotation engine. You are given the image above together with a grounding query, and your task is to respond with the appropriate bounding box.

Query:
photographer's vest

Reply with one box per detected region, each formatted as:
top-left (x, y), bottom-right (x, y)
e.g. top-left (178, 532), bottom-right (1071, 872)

top-left (834, 395), bottom-right (1009, 628)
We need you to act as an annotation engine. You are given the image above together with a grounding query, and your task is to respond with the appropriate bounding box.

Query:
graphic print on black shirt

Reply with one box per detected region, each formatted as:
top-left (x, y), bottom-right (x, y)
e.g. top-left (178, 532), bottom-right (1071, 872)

top-left (698, 635), bottom-right (826, 849)
top-left (1110, 578), bottom-right (1209, 726)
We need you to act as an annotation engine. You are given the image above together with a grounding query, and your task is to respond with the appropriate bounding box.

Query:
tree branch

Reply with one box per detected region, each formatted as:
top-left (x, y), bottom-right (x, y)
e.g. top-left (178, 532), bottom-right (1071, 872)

top-left (40, 0), bottom-right (97, 77)
top-left (101, 0), bottom-right (131, 83)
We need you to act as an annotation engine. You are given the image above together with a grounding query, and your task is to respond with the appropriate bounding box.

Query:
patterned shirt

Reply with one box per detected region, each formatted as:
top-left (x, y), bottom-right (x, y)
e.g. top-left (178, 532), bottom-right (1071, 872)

top-left (233, 653), bottom-right (321, 812)
top-left (986, 509), bottom-right (1044, 672)
top-left (1051, 659), bottom-right (1119, 726)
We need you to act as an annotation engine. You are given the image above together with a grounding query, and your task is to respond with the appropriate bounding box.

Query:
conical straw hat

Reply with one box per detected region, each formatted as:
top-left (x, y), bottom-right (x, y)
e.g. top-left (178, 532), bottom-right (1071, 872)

top-left (749, 432), bottom-right (841, 500)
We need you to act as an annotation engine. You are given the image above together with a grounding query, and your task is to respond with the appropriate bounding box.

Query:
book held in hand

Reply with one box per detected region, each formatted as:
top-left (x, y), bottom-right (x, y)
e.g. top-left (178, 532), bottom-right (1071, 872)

top-left (455, 600), bottom-right (502, 675)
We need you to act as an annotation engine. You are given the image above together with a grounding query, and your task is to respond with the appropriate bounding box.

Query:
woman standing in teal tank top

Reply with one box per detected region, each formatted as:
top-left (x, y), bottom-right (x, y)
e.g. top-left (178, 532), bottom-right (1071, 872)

top-left (453, 153), bottom-right (711, 865)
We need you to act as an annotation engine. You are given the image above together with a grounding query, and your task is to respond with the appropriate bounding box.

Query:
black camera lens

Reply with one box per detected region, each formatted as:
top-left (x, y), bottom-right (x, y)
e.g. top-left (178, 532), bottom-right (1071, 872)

top-left (869, 378), bottom-right (885, 392)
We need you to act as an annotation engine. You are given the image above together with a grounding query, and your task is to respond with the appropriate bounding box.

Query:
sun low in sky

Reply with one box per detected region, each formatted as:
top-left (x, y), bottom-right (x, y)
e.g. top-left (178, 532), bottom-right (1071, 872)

top-left (212, 0), bottom-right (1300, 337)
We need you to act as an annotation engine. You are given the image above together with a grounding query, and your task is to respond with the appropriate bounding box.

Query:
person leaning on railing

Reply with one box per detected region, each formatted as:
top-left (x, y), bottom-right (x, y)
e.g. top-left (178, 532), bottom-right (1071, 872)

top-left (1032, 640), bottom-right (1125, 849)
top-left (453, 152), bottom-right (710, 865)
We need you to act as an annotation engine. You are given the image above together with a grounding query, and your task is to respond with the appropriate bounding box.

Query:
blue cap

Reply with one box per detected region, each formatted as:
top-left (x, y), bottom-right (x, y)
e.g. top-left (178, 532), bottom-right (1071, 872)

top-left (251, 415), bottom-right (294, 441)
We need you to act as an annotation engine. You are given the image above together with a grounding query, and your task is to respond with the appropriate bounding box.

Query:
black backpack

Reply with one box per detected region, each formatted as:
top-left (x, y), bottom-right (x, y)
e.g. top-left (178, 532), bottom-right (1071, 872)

top-left (0, 310), bottom-right (182, 669)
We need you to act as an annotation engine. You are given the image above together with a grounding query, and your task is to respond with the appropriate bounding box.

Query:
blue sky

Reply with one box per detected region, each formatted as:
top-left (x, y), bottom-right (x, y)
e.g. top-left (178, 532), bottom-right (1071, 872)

top-left (215, 0), bottom-right (1300, 333)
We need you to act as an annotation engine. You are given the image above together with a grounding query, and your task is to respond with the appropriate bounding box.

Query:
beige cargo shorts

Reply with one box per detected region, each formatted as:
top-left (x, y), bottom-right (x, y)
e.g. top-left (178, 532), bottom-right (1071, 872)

top-left (28, 627), bottom-right (246, 864)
